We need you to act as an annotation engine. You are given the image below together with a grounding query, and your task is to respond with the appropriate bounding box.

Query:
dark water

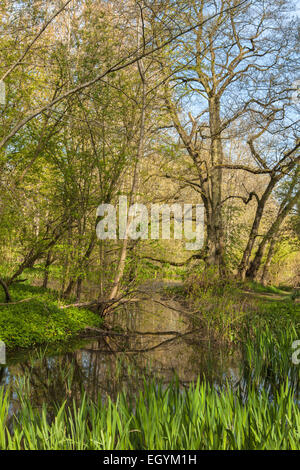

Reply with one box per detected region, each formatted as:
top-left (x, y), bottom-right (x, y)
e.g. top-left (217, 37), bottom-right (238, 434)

top-left (0, 290), bottom-right (244, 412)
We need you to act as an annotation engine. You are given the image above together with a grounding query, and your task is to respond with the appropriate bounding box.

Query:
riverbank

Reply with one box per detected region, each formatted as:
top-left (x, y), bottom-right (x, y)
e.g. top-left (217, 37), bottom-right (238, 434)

top-left (0, 278), bottom-right (299, 352)
top-left (1, 279), bottom-right (299, 451)
top-left (0, 283), bottom-right (102, 349)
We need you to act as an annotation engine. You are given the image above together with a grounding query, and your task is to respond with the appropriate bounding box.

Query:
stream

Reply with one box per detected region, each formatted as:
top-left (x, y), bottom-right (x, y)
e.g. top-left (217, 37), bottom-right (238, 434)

top-left (0, 285), bottom-right (247, 411)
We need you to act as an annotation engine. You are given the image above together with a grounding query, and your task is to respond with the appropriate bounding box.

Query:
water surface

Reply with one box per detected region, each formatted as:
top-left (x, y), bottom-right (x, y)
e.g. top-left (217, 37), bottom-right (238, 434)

top-left (1, 289), bottom-right (244, 410)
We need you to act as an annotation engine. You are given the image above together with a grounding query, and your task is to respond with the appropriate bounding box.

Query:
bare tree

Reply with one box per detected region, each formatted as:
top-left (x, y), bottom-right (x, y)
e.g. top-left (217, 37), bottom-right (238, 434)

top-left (160, 0), bottom-right (299, 276)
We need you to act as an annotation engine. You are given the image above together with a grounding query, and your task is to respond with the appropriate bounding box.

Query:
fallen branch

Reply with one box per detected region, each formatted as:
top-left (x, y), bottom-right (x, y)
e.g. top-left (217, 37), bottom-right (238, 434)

top-left (140, 254), bottom-right (202, 266)
top-left (0, 297), bottom-right (32, 306)
top-left (59, 297), bottom-right (141, 310)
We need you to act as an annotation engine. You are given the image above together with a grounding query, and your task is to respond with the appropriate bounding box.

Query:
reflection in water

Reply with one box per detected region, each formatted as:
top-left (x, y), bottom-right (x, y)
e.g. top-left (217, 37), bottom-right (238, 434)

top-left (0, 292), bottom-right (282, 412)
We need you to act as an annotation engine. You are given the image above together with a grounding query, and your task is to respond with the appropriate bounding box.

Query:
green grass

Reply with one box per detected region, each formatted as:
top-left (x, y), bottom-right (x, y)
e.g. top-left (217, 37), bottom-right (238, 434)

top-left (0, 378), bottom-right (299, 450)
top-left (240, 300), bottom-right (300, 392)
top-left (179, 268), bottom-right (300, 345)
top-left (0, 283), bottom-right (102, 349)
top-left (246, 281), bottom-right (291, 296)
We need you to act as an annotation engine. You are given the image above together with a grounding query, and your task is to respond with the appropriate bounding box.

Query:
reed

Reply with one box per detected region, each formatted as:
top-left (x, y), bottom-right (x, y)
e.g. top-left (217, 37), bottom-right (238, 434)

top-left (0, 377), bottom-right (299, 450)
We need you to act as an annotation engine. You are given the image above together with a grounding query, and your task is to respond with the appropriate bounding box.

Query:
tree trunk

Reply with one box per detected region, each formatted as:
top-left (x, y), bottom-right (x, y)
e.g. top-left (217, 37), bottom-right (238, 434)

top-left (8, 226), bottom-right (67, 286)
top-left (260, 237), bottom-right (277, 286)
top-left (238, 178), bottom-right (278, 280)
top-left (205, 96), bottom-right (226, 275)
top-left (0, 278), bottom-right (11, 303)
top-left (76, 277), bottom-right (82, 301)
top-left (246, 189), bottom-right (300, 280)
top-left (109, 20), bottom-right (146, 300)
top-left (43, 251), bottom-right (52, 289)
top-left (63, 279), bottom-right (75, 298)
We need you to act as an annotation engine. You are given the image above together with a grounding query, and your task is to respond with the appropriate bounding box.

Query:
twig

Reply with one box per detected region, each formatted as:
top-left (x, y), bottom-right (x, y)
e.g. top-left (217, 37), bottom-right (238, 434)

top-left (0, 298), bottom-right (32, 306)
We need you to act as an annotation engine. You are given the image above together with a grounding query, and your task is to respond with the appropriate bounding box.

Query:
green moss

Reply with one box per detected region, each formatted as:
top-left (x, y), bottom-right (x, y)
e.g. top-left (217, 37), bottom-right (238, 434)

top-left (0, 283), bottom-right (102, 349)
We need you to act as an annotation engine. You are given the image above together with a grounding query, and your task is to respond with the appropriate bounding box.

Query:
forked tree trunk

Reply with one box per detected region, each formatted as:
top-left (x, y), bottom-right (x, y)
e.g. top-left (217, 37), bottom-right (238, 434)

top-left (238, 178), bottom-right (278, 280)
top-left (246, 190), bottom-right (300, 281)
